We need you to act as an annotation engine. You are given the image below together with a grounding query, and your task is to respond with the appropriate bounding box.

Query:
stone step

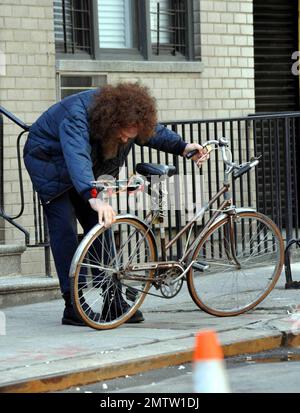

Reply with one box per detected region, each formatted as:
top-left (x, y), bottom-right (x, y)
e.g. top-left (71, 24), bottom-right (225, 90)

top-left (0, 276), bottom-right (61, 308)
top-left (0, 244), bottom-right (26, 277)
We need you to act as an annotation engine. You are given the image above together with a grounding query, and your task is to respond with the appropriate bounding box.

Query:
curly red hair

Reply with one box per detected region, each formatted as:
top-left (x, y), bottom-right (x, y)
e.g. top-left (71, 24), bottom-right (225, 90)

top-left (89, 82), bottom-right (157, 146)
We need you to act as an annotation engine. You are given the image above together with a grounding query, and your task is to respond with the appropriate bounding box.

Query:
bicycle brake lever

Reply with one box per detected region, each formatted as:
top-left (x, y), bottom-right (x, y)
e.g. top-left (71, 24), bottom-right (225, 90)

top-left (250, 154), bottom-right (262, 162)
top-left (186, 144), bottom-right (213, 160)
top-left (186, 149), bottom-right (199, 159)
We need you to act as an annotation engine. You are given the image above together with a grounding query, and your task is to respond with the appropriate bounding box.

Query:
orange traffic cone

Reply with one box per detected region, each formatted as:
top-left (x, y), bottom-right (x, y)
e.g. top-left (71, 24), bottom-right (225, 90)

top-left (193, 329), bottom-right (230, 393)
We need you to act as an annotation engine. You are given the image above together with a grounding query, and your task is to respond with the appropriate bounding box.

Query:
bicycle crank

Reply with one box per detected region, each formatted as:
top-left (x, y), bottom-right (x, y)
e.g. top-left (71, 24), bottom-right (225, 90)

top-left (160, 268), bottom-right (184, 298)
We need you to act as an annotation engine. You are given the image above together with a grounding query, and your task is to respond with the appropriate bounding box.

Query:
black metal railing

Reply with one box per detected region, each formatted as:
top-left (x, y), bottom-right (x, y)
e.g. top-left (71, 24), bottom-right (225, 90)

top-left (0, 108), bottom-right (51, 277)
top-left (127, 114), bottom-right (300, 262)
top-left (1, 109), bottom-right (300, 281)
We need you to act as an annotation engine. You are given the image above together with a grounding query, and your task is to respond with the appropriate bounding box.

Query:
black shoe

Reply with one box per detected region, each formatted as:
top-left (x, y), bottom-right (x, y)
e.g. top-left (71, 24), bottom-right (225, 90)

top-left (101, 292), bottom-right (144, 324)
top-left (62, 292), bottom-right (86, 327)
top-left (62, 306), bottom-right (86, 326)
top-left (125, 308), bottom-right (144, 323)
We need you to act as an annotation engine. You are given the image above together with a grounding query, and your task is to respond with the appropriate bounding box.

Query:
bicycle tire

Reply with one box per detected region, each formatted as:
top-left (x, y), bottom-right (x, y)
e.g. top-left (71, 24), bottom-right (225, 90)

top-left (187, 211), bottom-right (284, 316)
top-left (70, 216), bottom-right (157, 329)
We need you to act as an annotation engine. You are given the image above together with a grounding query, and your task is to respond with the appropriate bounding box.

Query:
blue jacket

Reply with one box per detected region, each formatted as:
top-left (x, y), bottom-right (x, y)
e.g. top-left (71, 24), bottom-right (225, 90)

top-left (23, 89), bottom-right (187, 204)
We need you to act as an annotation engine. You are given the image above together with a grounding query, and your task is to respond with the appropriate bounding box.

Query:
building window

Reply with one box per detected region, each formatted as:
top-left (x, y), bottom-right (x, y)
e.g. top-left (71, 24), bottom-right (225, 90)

top-left (98, 0), bottom-right (136, 49)
top-left (58, 74), bottom-right (107, 99)
top-left (150, 0), bottom-right (188, 57)
top-left (54, 0), bottom-right (93, 55)
top-left (54, 0), bottom-right (197, 61)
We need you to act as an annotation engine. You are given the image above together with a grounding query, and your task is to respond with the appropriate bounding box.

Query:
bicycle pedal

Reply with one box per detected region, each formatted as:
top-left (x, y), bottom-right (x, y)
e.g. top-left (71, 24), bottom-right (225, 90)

top-left (126, 287), bottom-right (138, 302)
top-left (192, 261), bottom-right (209, 272)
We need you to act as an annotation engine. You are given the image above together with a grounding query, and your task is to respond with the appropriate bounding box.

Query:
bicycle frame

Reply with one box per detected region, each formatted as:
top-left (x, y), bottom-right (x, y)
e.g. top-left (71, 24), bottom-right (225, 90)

top-left (70, 137), bottom-right (282, 328)
top-left (143, 139), bottom-right (239, 265)
top-left (125, 179), bottom-right (234, 281)
top-left (124, 139), bottom-right (260, 283)
top-left (166, 184), bottom-right (231, 261)
top-left (142, 182), bottom-right (231, 263)
top-left (90, 138), bottom-right (260, 285)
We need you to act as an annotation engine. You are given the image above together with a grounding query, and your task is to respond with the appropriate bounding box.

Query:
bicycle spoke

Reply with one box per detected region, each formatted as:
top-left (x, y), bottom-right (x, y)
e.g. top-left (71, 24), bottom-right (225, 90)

top-left (189, 213), bottom-right (283, 315)
top-left (72, 219), bottom-right (155, 329)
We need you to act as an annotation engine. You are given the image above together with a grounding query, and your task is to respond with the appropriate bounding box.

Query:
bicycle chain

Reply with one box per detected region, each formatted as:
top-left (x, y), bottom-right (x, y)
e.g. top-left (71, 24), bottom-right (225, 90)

top-left (121, 280), bottom-right (178, 299)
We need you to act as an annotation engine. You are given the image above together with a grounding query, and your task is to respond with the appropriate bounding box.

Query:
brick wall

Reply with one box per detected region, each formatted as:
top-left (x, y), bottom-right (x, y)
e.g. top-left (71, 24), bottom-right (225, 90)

top-left (105, 0), bottom-right (255, 121)
top-left (0, 0), bottom-right (56, 276)
top-left (194, 0), bottom-right (255, 213)
top-left (199, 0), bottom-right (255, 119)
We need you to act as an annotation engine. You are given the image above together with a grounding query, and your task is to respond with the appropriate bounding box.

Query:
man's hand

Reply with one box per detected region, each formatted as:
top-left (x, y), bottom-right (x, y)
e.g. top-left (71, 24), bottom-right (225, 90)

top-left (183, 143), bottom-right (210, 167)
top-left (88, 198), bottom-right (116, 228)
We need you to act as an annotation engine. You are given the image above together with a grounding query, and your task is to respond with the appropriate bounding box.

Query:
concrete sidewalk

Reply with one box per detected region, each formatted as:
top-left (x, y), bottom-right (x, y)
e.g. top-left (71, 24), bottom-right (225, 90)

top-left (1, 272), bottom-right (300, 393)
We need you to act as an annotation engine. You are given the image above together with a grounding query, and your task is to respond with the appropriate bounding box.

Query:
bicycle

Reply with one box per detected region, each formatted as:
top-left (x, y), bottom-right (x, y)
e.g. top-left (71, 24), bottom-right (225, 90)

top-left (69, 137), bottom-right (284, 330)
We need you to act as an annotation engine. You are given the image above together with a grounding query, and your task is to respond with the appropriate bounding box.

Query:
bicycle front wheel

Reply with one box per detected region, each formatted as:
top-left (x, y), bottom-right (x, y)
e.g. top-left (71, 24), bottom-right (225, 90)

top-left (70, 217), bottom-right (157, 329)
top-left (187, 211), bottom-right (284, 316)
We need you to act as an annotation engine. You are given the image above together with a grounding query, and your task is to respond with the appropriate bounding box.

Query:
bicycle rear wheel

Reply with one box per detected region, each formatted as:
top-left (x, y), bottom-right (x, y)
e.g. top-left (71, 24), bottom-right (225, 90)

top-left (187, 211), bottom-right (284, 316)
top-left (70, 217), bottom-right (157, 329)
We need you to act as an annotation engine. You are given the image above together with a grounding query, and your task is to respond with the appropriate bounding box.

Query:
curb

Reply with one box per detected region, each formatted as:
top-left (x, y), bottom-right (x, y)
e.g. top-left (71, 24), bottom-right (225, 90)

top-left (0, 330), bottom-right (298, 393)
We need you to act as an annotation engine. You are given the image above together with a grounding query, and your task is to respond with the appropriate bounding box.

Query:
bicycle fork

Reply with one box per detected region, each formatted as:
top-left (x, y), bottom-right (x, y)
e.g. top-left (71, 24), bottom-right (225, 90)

top-left (224, 214), bottom-right (242, 269)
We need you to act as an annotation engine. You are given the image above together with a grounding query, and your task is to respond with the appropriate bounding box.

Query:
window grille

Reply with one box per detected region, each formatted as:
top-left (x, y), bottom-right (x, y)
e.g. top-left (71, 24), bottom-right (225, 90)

top-left (54, 0), bottom-right (93, 55)
top-left (54, 0), bottom-right (196, 60)
top-left (150, 0), bottom-right (187, 56)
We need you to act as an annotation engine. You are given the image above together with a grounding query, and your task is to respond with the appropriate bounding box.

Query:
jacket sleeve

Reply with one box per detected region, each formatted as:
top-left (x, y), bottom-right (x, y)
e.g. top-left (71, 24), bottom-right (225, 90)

top-left (59, 113), bottom-right (95, 202)
top-left (141, 124), bottom-right (187, 156)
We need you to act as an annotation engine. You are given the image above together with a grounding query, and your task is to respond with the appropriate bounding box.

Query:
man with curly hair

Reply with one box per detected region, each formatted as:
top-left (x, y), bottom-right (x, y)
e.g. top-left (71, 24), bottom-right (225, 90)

top-left (23, 82), bottom-right (208, 326)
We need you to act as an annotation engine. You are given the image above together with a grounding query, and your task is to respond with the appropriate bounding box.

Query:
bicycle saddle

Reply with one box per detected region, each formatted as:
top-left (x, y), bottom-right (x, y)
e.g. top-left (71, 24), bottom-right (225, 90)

top-left (136, 163), bottom-right (176, 177)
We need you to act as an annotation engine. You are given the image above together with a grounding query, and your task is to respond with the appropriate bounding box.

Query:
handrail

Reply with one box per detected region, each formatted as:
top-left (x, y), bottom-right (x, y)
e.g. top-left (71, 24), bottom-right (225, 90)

top-left (0, 107), bottom-right (51, 276)
top-left (0, 107), bottom-right (31, 221)
top-left (0, 106), bottom-right (30, 131)
top-left (0, 108), bottom-right (30, 242)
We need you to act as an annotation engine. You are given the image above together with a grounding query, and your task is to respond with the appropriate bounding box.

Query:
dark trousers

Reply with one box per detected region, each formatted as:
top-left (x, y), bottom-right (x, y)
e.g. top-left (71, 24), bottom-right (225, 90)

top-left (43, 188), bottom-right (98, 294)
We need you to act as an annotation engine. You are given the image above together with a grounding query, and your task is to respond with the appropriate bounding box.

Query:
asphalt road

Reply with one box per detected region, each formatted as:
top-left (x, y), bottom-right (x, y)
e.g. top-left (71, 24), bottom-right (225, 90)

top-left (61, 348), bottom-right (300, 394)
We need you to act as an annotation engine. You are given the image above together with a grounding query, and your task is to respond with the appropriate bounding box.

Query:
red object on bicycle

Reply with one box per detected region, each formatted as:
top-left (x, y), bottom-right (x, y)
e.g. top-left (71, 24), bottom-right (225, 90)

top-left (90, 188), bottom-right (98, 198)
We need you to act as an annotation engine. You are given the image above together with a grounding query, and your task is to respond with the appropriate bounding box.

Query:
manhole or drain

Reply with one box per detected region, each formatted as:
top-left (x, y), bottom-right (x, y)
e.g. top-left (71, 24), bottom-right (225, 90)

top-left (227, 348), bottom-right (300, 366)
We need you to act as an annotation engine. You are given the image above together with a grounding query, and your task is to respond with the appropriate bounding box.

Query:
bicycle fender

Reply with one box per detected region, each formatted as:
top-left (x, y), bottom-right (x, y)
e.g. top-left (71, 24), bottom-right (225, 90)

top-left (209, 207), bottom-right (256, 229)
top-left (185, 207), bottom-right (257, 265)
top-left (69, 214), bottom-right (158, 279)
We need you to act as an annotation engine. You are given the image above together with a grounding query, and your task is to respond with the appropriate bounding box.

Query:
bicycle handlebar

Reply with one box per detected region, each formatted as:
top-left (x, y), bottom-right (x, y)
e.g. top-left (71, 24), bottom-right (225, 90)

top-left (185, 137), bottom-right (260, 179)
top-left (93, 137), bottom-right (260, 194)
top-left (185, 137), bottom-right (229, 160)
top-left (233, 158), bottom-right (260, 179)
